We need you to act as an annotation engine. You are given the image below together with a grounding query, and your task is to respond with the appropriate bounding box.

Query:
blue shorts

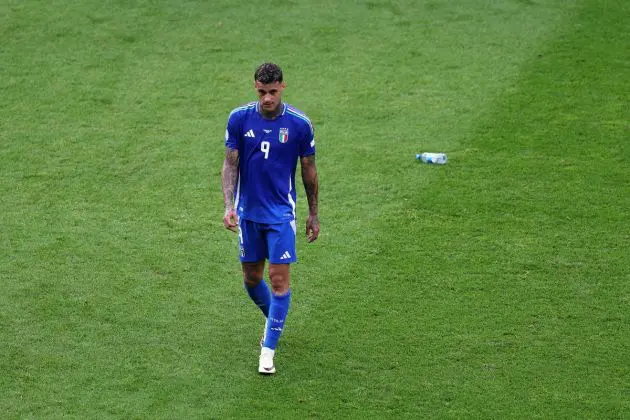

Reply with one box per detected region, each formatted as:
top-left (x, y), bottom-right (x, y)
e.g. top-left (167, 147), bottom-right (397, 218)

top-left (238, 219), bottom-right (297, 264)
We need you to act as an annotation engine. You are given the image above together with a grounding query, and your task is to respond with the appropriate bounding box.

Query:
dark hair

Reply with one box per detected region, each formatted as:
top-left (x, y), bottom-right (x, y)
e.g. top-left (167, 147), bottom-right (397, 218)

top-left (254, 63), bottom-right (283, 84)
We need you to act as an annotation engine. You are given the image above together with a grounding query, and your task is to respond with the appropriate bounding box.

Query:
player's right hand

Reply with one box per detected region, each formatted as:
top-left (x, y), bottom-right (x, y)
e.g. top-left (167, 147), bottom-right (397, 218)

top-left (223, 208), bottom-right (238, 232)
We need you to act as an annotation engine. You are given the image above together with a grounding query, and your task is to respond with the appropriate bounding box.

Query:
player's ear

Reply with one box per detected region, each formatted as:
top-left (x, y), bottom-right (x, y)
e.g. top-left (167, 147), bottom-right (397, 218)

top-left (281, 82), bottom-right (287, 90)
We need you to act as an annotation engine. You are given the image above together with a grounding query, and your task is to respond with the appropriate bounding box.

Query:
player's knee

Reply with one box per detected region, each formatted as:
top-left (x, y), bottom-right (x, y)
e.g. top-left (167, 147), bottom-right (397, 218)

top-left (243, 271), bottom-right (263, 286)
top-left (243, 276), bottom-right (262, 288)
top-left (242, 264), bottom-right (264, 287)
top-left (268, 265), bottom-right (290, 294)
top-left (270, 279), bottom-right (289, 295)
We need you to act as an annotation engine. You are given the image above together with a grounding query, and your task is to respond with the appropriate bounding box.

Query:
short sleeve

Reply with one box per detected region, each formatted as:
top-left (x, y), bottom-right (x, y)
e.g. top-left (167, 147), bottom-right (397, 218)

top-left (225, 111), bottom-right (241, 150)
top-left (299, 121), bottom-right (315, 157)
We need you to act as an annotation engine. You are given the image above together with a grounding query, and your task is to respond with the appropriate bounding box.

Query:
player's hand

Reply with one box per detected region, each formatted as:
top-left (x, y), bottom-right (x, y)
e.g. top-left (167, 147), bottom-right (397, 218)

top-left (223, 208), bottom-right (238, 232)
top-left (306, 214), bottom-right (319, 242)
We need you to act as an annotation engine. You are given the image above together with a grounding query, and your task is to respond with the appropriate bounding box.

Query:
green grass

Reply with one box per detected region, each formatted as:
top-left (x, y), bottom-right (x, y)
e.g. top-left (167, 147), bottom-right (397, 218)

top-left (1, 0), bottom-right (629, 418)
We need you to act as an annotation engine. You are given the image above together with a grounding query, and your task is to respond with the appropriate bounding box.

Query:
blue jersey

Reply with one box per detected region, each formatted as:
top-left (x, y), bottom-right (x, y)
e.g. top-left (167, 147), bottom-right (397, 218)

top-left (225, 102), bottom-right (315, 224)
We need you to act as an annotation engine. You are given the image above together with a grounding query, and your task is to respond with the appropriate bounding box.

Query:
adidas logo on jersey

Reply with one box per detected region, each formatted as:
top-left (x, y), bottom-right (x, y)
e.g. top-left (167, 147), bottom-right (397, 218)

top-left (244, 129), bottom-right (255, 138)
top-left (279, 251), bottom-right (292, 260)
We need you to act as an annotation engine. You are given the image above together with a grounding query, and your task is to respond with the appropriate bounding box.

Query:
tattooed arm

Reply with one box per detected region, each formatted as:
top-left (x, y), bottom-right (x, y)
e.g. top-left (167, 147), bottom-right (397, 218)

top-left (222, 147), bottom-right (240, 232)
top-left (300, 154), bottom-right (320, 242)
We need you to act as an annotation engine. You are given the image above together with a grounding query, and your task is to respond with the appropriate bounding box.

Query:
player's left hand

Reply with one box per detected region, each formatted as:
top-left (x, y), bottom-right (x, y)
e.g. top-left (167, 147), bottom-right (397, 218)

top-left (306, 214), bottom-right (319, 242)
top-left (223, 208), bottom-right (239, 232)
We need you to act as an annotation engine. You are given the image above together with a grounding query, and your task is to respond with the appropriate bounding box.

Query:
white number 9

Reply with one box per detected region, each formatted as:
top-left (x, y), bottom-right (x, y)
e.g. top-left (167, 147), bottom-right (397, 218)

top-left (261, 141), bottom-right (270, 159)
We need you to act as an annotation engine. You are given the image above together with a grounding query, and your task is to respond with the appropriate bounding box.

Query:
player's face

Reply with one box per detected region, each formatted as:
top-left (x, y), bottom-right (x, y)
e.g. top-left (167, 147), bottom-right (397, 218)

top-left (255, 81), bottom-right (286, 114)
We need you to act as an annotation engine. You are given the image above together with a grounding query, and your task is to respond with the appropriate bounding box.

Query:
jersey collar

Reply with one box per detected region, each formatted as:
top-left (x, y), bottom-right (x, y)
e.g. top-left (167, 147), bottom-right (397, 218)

top-left (256, 102), bottom-right (287, 119)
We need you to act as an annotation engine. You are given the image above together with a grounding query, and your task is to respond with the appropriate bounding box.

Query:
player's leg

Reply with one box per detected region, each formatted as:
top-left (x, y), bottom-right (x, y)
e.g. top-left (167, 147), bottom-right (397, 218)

top-left (239, 219), bottom-right (271, 317)
top-left (264, 263), bottom-right (291, 347)
top-left (259, 263), bottom-right (291, 375)
top-left (242, 261), bottom-right (269, 317)
top-left (259, 221), bottom-right (296, 374)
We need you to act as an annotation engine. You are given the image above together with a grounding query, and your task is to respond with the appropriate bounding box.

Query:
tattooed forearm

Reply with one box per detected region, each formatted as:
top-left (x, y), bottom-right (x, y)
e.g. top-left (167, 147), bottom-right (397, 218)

top-left (222, 148), bottom-right (240, 210)
top-left (301, 155), bottom-right (319, 216)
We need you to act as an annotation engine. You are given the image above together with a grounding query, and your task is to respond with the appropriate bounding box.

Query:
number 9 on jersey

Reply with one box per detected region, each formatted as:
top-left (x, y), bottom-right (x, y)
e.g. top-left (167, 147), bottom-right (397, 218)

top-left (261, 141), bottom-right (270, 159)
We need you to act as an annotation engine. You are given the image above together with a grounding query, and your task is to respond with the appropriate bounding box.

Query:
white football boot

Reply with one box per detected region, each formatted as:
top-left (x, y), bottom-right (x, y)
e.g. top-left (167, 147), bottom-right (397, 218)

top-left (258, 347), bottom-right (276, 374)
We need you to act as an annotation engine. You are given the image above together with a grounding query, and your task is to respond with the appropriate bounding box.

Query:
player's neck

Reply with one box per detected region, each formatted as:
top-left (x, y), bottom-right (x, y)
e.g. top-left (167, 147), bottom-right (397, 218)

top-left (259, 102), bottom-right (284, 120)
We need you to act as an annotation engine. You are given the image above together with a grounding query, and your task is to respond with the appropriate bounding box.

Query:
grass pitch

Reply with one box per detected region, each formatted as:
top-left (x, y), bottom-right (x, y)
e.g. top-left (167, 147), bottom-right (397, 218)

top-left (1, 0), bottom-right (629, 418)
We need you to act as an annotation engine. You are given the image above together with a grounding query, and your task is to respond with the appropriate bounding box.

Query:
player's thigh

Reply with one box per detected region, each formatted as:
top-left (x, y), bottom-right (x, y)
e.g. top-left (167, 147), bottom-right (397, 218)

top-left (238, 219), bottom-right (268, 263)
top-left (266, 220), bottom-right (297, 264)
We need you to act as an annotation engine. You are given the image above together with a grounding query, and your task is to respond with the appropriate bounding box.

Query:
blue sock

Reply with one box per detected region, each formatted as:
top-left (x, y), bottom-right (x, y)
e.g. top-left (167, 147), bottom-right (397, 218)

top-left (245, 280), bottom-right (271, 318)
top-left (263, 290), bottom-right (291, 350)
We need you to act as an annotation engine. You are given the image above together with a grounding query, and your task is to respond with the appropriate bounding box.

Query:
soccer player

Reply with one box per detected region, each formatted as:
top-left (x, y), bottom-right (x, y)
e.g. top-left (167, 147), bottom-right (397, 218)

top-left (221, 63), bottom-right (320, 374)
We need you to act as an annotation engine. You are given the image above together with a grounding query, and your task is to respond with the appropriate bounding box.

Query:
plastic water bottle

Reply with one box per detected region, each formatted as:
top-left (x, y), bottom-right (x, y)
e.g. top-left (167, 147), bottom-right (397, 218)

top-left (416, 152), bottom-right (448, 164)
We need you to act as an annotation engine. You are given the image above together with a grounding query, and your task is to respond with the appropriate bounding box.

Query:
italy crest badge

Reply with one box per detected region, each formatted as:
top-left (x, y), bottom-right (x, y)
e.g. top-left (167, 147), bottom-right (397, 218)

top-left (279, 128), bottom-right (289, 143)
